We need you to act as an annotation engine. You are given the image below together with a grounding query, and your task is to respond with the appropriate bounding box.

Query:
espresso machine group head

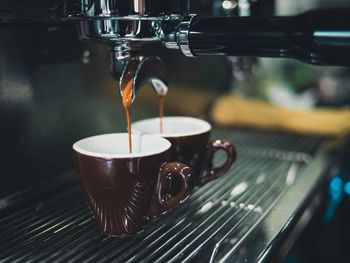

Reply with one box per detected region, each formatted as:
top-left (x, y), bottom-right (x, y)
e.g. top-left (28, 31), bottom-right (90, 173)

top-left (63, 0), bottom-right (191, 101)
top-left (63, 0), bottom-right (350, 102)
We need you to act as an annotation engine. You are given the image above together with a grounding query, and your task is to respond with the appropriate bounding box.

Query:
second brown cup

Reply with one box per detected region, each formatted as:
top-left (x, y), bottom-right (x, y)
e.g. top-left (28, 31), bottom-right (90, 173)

top-left (132, 117), bottom-right (236, 190)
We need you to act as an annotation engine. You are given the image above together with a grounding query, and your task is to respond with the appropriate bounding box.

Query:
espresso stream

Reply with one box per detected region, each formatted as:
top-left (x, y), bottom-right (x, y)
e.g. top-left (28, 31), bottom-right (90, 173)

top-left (122, 80), bottom-right (133, 154)
top-left (159, 95), bottom-right (164, 134)
top-left (121, 81), bottom-right (164, 153)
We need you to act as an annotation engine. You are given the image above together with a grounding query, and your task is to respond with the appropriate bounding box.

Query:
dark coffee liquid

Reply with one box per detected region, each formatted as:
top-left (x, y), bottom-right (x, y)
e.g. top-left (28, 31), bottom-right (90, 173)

top-left (122, 80), bottom-right (133, 153)
top-left (159, 95), bottom-right (164, 133)
top-left (122, 80), bottom-right (166, 152)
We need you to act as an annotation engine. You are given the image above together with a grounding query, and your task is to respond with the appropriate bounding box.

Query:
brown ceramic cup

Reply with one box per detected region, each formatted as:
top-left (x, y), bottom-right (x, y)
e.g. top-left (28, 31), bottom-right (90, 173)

top-left (73, 133), bottom-right (192, 237)
top-left (132, 117), bottom-right (236, 190)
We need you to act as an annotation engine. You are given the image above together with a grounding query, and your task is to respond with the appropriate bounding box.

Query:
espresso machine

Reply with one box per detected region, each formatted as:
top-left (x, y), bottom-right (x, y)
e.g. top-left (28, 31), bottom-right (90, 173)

top-left (1, 0), bottom-right (350, 262)
top-left (63, 0), bottom-right (350, 100)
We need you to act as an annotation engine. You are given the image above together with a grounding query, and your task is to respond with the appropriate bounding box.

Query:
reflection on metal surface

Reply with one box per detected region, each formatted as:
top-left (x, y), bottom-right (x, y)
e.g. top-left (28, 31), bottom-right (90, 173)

top-left (256, 173), bottom-right (266, 184)
top-left (285, 163), bottom-right (299, 186)
top-left (228, 202), bottom-right (263, 214)
top-left (199, 201), bottom-right (214, 214)
top-left (230, 182), bottom-right (248, 197)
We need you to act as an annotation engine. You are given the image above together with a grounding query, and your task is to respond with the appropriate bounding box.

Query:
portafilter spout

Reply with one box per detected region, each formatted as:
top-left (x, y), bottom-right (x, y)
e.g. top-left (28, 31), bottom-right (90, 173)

top-left (113, 53), bottom-right (168, 103)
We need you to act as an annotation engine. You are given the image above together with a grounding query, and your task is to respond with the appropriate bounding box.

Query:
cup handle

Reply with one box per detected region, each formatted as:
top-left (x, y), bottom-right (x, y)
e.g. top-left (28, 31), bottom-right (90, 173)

top-left (198, 139), bottom-right (237, 186)
top-left (150, 162), bottom-right (192, 217)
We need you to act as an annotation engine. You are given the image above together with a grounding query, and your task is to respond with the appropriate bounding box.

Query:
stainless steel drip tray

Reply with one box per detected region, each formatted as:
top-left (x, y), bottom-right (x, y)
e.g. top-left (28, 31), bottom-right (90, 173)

top-left (0, 129), bottom-right (330, 262)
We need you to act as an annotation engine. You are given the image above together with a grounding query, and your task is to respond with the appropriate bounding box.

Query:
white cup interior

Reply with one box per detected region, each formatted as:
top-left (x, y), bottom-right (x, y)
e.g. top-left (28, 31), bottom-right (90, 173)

top-left (73, 133), bottom-right (171, 158)
top-left (132, 116), bottom-right (211, 137)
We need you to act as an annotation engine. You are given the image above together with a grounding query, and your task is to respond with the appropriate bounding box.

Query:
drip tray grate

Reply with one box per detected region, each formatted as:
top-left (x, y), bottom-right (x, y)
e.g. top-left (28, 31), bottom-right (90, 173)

top-left (0, 129), bottom-right (328, 262)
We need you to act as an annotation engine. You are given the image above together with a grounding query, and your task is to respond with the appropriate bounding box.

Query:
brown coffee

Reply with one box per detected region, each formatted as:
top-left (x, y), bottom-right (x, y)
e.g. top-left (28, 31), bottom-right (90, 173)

top-left (159, 95), bottom-right (164, 133)
top-left (122, 80), bottom-right (133, 153)
top-left (121, 81), bottom-right (166, 152)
